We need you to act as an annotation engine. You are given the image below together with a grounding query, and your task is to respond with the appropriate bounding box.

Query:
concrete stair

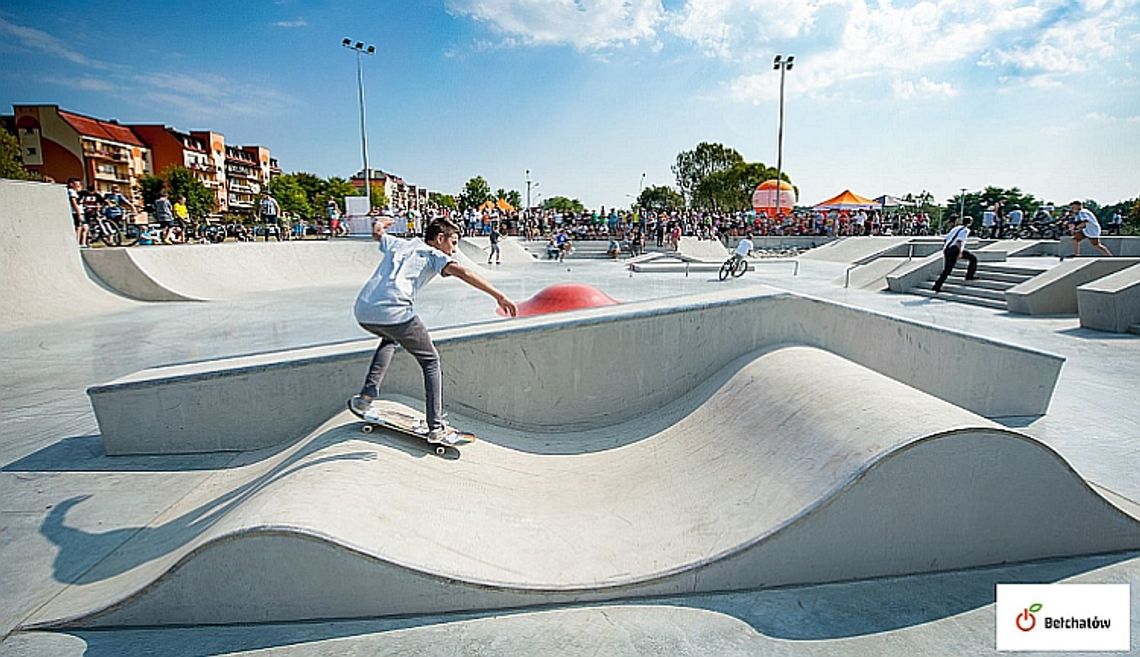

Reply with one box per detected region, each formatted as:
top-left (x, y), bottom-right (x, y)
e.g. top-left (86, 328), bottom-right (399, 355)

top-left (908, 263), bottom-right (1041, 310)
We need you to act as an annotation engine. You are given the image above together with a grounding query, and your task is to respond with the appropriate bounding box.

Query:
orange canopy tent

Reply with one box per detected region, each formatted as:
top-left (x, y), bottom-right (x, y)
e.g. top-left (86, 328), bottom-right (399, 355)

top-left (478, 198), bottom-right (516, 213)
top-left (813, 189), bottom-right (878, 210)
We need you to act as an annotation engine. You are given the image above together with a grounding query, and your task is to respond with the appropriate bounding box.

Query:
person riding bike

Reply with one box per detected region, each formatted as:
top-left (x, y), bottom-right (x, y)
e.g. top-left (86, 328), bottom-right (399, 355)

top-left (733, 233), bottom-right (755, 264)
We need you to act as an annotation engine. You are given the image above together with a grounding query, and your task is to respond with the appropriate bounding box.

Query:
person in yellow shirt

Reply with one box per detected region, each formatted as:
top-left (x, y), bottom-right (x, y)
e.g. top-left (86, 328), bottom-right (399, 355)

top-left (170, 195), bottom-right (190, 244)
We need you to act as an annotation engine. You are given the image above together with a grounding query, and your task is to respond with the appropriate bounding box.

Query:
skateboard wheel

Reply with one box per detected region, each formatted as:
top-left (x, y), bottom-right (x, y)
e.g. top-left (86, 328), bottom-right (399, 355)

top-left (435, 446), bottom-right (446, 456)
top-left (361, 424), bottom-right (374, 434)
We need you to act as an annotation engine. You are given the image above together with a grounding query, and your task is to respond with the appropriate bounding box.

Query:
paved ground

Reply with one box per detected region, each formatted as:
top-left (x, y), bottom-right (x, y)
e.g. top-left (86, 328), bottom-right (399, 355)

top-left (2, 249), bottom-right (1137, 656)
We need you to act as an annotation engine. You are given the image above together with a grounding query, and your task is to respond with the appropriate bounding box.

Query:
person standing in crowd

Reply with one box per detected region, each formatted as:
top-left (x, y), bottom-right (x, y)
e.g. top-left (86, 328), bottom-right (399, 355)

top-left (327, 200), bottom-right (342, 238)
top-left (933, 216), bottom-right (978, 294)
top-left (488, 223), bottom-right (502, 265)
top-left (1108, 210), bottom-right (1124, 236)
top-left (258, 191), bottom-right (281, 241)
top-left (1065, 200), bottom-right (1112, 258)
top-left (171, 195), bottom-right (190, 244)
top-left (1006, 205), bottom-right (1023, 238)
top-left (154, 189), bottom-right (174, 244)
top-left (79, 184), bottom-right (103, 234)
top-left (348, 217), bottom-right (517, 445)
top-left (67, 178), bottom-right (88, 246)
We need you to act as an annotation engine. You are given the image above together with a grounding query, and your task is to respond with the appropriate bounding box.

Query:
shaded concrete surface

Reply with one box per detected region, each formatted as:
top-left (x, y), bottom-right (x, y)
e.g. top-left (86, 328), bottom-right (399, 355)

top-left (2, 236), bottom-right (1139, 655)
top-left (5, 553), bottom-right (1136, 656)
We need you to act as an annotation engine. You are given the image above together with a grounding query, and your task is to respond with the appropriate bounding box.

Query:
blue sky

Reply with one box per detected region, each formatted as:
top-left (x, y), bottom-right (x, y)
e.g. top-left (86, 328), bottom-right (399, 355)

top-left (2, 0), bottom-right (1138, 210)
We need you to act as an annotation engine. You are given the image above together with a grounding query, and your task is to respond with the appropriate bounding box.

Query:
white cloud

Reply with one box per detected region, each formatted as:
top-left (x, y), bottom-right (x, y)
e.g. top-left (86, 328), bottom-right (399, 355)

top-left (891, 76), bottom-right (959, 99)
top-left (133, 72), bottom-right (299, 118)
top-left (0, 16), bottom-right (108, 68)
top-left (445, 0), bottom-right (665, 50)
top-left (39, 74), bottom-right (118, 92)
top-left (271, 19), bottom-right (308, 28)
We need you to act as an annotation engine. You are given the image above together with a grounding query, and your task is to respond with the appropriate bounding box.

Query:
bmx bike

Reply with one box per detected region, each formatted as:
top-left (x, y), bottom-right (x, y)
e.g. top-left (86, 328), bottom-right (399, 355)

top-left (718, 255), bottom-right (749, 281)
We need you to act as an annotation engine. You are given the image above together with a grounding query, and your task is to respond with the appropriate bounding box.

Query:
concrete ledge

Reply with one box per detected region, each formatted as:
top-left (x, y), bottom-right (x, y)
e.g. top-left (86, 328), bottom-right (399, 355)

top-left (1059, 236), bottom-right (1140, 257)
top-left (89, 289), bottom-right (1064, 454)
top-left (1077, 263), bottom-right (1140, 332)
top-left (1006, 258), bottom-right (1140, 315)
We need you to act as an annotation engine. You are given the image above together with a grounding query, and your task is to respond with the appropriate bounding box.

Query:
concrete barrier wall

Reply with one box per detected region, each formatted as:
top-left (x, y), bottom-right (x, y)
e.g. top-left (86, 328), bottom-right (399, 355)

top-left (1006, 258), bottom-right (1140, 315)
top-left (89, 289), bottom-right (1064, 454)
top-left (1077, 264), bottom-right (1140, 332)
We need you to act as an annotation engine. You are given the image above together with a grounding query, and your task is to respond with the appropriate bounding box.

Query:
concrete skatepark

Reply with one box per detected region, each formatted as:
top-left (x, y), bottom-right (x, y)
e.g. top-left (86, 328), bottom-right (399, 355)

top-left (2, 179), bottom-right (1139, 655)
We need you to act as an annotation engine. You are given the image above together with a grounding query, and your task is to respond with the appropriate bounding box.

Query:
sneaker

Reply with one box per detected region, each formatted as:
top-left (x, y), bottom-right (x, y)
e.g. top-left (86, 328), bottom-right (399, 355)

top-left (425, 426), bottom-right (462, 446)
top-left (347, 394), bottom-right (373, 419)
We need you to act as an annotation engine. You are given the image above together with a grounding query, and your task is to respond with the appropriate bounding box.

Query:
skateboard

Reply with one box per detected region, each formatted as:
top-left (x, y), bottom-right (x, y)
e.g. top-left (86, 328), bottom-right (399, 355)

top-left (356, 400), bottom-right (475, 456)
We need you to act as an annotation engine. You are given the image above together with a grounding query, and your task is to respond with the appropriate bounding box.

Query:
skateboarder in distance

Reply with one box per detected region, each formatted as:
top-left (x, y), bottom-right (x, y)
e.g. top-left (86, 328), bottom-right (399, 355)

top-left (349, 217), bottom-right (518, 445)
top-left (932, 215), bottom-right (978, 294)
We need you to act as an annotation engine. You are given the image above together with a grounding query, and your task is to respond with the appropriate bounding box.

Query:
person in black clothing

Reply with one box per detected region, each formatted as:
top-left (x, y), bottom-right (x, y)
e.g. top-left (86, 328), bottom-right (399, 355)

top-left (933, 215), bottom-right (978, 293)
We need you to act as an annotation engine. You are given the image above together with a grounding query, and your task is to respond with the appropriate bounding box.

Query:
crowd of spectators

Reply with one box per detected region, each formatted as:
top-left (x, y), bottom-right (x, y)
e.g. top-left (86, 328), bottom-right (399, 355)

top-left (419, 206), bottom-right (936, 244)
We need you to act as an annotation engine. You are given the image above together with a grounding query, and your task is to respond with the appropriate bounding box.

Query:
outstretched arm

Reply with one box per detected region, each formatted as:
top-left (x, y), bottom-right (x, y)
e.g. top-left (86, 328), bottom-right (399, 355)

top-left (442, 262), bottom-right (518, 317)
top-left (371, 217), bottom-right (394, 241)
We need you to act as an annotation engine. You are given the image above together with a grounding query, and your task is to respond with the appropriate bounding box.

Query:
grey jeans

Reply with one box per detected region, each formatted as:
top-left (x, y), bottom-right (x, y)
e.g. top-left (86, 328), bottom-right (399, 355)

top-left (359, 316), bottom-right (443, 430)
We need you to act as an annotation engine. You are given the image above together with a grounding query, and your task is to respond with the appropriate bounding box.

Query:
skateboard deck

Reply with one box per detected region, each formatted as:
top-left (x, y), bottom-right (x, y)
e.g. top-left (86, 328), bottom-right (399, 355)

top-left (354, 399), bottom-right (475, 455)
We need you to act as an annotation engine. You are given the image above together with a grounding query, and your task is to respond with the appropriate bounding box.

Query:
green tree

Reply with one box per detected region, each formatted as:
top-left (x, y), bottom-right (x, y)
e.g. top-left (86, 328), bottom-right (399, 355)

top-left (290, 172), bottom-right (327, 210)
top-left (434, 194), bottom-right (457, 210)
top-left (636, 185), bottom-right (685, 212)
top-left (459, 176), bottom-right (492, 211)
top-left (505, 190), bottom-right (522, 209)
top-left (0, 128), bottom-right (36, 180)
top-left (945, 186), bottom-right (1042, 224)
top-left (322, 176), bottom-right (357, 211)
top-left (672, 142), bottom-right (745, 208)
top-left (268, 174), bottom-right (312, 219)
top-left (543, 196), bottom-right (585, 213)
top-left (138, 174), bottom-right (165, 211)
top-left (699, 161), bottom-right (785, 212)
top-left (1099, 197), bottom-right (1140, 234)
top-left (369, 183), bottom-right (388, 210)
top-left (163, 166), bottom-right (215, 219)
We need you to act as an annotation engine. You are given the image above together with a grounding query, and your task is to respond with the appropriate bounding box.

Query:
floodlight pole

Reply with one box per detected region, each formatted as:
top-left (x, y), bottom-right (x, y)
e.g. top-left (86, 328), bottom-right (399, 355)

top-left (959, 187), bottom-right (967, 226)
top-left (343, 38), bottom-right (375, 208)
top-left (773, 55), bottom-right (795, 215)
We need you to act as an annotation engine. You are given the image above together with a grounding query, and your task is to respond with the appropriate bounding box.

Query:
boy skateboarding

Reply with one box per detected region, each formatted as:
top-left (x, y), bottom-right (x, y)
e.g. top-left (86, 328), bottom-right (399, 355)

top-left (349, 217), bottom-right (518, 445)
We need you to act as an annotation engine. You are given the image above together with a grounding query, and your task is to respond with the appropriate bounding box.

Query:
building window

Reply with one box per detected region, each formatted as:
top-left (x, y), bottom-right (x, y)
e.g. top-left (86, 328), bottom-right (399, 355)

top-left (25, 147), bottom-right (37, 156)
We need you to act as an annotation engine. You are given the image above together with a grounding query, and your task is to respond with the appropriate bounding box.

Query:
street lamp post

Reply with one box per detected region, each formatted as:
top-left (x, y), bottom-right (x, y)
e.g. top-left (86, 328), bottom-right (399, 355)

top-left (959, 187), bottom-right (967, 226)
top-left (343, 38), bottom-right (375, 208)
top-left (773, 55), bottom-right (794, 216)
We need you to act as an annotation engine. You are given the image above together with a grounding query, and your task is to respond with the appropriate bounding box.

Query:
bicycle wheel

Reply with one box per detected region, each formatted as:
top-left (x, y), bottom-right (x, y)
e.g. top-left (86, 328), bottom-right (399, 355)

top-left (122, 223), bottom-right (143, 246)
top-left (731, 258), bottom-right (748, 277)
top-left (718, 259), bottom-right (733, 281)
top-left (103, 225), bottom-right (122, 247)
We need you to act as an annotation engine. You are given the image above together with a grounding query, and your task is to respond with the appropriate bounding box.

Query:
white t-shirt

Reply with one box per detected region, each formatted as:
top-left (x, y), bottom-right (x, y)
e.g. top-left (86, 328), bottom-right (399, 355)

top-left (1075, 208), bottom-right (1101, 238)
top-left (735, 238), bottom-right (753, 257)
top-left (354, 234), bottom-right (452, 325)
top-left (944, 225), bottom-right (970, 249)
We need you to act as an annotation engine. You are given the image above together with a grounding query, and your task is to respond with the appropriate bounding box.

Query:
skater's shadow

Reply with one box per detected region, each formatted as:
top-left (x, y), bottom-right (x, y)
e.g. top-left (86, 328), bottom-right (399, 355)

top-left (41, 424), bottom-right (389, 586)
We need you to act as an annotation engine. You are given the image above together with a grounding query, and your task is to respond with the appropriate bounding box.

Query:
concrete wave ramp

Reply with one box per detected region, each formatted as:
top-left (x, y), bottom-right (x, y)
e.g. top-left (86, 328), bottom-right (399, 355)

top-left (28, 347), bottom-right (1140, 628)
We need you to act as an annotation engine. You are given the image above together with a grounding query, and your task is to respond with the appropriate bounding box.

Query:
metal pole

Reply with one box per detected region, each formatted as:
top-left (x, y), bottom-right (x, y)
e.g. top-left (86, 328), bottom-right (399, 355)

top-left (356, 49), bottom-right (370, 208)
top-left (959, 187), bottom-right (967, 225)
top-left (775, 64), bottom-right (785, 210)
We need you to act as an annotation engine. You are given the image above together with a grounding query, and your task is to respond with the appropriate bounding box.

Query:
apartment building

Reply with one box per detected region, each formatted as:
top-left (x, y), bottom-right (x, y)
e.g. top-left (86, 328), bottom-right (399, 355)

top-left (9, 105), bottom-right (152, 205)
top-left (131, 125), bottom-right (227, 211)
top-left (5, 105), bottom-right (280, 216)
top-left (350, 169), bottom-right (430, 211)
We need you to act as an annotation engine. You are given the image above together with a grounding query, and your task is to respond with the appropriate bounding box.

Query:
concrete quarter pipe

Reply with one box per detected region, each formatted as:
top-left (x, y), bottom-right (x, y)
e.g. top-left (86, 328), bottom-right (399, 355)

top-left (0, 180), bottom-right (136, 329)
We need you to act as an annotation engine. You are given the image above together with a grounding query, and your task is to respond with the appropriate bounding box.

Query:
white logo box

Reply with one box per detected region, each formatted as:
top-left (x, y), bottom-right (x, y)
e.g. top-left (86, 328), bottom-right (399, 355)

top-left (996, 583), bottom-right (1130, 652)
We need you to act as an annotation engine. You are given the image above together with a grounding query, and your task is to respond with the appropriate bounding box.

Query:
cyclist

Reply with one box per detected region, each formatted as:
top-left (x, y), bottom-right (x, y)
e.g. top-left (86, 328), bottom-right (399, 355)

top-left (733, 233), bottom-right (755, 265)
